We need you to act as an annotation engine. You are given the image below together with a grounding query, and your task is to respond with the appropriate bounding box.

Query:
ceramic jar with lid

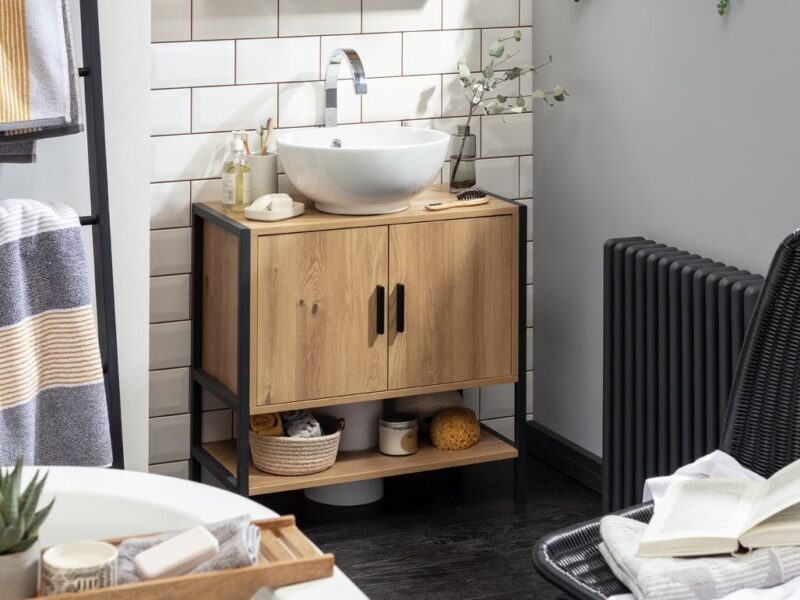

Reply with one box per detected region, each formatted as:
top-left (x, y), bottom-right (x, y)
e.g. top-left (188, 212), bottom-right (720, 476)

top-left (379, 413), bottom-right (419, 456)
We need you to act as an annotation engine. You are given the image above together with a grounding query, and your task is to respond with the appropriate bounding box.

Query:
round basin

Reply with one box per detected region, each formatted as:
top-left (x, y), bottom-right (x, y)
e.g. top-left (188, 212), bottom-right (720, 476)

top-left (277, 126), bottom-right (449, 215)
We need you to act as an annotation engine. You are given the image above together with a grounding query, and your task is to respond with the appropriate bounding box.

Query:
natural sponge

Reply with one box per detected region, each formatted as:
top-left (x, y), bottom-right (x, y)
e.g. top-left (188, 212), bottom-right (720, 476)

top-left (430, 407), bottom-right (480, 450)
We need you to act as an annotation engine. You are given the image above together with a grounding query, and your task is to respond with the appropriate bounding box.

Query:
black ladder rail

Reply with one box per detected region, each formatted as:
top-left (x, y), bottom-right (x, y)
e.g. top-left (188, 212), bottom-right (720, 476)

top-left (75, 0), bottom-right (125, 469)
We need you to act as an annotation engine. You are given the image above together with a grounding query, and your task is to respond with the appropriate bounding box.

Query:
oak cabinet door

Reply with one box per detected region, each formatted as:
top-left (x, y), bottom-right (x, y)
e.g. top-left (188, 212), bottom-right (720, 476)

top-left (388, 216), bottom-right (515, 389)
top-left (256, 226), bottom-right (388, 405)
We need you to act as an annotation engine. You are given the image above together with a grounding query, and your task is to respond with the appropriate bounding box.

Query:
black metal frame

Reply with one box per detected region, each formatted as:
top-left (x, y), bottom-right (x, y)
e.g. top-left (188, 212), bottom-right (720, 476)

top-left (75, 0), bottom-right (124, 468)
top-left (189, 198), bottom-right (528, 503)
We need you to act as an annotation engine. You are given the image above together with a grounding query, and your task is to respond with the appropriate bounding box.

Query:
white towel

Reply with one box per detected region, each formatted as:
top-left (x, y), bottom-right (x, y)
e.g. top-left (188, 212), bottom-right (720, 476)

top-left (600, 516), bottom-right (800, 600)
top-left (0, 0), bottom-right (82, 161)
top-left (609, 452), bottom-right (800, 600)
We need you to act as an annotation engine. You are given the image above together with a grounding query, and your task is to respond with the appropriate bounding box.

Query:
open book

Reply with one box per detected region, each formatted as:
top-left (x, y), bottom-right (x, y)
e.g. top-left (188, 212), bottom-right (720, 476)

top-left (638, 458), bottom-right (800, 557)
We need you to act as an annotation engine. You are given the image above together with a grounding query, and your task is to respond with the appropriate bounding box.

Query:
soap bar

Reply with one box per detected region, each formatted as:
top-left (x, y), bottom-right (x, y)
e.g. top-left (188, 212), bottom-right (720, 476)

top-left (250, 196), bottom-right (272, 212)
top-left (133, 526), bottom-right (219, 580)
top-left (269, 194), bottom-right (293, 211)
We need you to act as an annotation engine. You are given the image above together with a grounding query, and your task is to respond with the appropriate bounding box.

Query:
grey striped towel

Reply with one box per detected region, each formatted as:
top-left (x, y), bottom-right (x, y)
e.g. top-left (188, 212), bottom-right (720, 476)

top-left (0, 199), bottom-right (111, 466)
top-left (0, 0), bottom-right (82, 162)
top-left (599, 516), bottom-right (800, 600)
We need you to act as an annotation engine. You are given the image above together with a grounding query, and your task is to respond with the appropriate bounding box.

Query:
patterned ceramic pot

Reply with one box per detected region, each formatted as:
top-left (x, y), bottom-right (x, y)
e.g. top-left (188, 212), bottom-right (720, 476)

top-left (42, 541), bottom-right (117, 596)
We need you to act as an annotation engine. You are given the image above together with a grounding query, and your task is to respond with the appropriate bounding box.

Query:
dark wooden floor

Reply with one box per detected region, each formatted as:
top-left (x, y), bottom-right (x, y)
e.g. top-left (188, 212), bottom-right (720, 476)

top-left (260, 458), bottom-right (601, 599)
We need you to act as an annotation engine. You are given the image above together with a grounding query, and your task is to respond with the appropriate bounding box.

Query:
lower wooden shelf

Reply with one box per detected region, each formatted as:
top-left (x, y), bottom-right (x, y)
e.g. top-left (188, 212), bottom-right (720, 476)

top-left (202, 429), bottom-right (518, 496)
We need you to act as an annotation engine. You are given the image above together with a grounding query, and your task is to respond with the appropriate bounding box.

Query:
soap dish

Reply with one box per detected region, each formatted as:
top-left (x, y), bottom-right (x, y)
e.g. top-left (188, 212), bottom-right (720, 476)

top-left (245, 202), bottom-right (305, 222)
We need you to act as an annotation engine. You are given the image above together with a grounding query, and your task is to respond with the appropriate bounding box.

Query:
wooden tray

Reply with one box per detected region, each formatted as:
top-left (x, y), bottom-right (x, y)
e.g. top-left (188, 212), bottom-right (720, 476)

top-left (36, 515), bottom-right (334, 599)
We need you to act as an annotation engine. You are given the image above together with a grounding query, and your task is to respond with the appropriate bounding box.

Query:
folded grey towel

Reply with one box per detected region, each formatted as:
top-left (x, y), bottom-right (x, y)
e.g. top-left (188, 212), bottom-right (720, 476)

top-left (599, 516), bottom-right (800, 600)
top-left (0, 0), bottom-right (82, 163)
top-left (281, 410), bottom-right (322, 438)
top-left (117, 516), bottom-right (261, 584)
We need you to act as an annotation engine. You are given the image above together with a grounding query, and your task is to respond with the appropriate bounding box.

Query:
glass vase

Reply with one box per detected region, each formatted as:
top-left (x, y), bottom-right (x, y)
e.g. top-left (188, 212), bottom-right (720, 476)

top-left (449, 124), bottom-right (476, 193)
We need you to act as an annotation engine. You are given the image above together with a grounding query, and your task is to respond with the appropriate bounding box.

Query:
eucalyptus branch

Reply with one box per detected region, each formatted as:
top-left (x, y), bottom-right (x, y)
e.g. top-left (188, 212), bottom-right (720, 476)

top-left (451, 29), bottom-right (568, 186)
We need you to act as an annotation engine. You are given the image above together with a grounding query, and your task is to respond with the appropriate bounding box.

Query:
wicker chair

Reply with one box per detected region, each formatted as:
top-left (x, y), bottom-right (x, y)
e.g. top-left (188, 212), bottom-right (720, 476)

top-left (533, 231), bottom-right (800, 599)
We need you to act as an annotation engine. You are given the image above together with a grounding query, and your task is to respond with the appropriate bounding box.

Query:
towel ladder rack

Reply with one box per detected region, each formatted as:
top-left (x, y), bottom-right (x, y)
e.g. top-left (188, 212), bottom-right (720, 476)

top-left (71, 0), bottom-right (124, 469)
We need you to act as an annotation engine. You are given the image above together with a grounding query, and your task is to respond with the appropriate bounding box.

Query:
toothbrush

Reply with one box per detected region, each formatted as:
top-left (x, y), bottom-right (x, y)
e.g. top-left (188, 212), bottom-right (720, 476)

top-left (261, 117), bottom-right (274, 155)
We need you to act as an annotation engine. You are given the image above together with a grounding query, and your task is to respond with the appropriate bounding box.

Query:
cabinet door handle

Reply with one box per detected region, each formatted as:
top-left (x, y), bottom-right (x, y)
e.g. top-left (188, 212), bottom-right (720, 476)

top-left (376, 285), bottom-right (385, 335)
top-left (396, 284), bottom-right (405, 333)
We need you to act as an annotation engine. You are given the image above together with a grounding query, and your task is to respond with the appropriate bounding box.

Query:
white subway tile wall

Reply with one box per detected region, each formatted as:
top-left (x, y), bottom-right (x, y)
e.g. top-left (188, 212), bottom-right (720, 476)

top-left (148, 0), bottom-right (534, 475)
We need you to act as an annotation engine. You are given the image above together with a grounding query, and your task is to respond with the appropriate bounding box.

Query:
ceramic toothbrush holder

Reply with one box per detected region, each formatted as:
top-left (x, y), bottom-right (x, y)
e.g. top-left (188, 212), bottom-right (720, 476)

top-left (249, 153), bottom-right (278, 199)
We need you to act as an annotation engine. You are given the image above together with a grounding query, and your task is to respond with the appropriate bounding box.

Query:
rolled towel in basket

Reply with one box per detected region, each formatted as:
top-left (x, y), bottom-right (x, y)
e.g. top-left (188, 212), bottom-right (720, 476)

top-left (281, 410), bottom-right (321, 438)
top-left (250, 413), bottom-right (283, 437)
top-left (117, 516), bottom-right (261, 585)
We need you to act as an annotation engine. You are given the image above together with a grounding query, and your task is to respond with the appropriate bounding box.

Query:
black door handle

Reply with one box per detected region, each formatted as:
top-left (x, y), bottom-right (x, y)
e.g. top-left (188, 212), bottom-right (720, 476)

top-left (396, 284), bottom-right (405, 333)
top-left (376, 285), bottom-right (385, 335)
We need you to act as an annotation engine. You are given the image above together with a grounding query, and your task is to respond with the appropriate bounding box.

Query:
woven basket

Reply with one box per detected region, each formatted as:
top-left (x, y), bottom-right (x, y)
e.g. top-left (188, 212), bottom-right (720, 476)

top-left (250, 414), bottom-right (345, 476)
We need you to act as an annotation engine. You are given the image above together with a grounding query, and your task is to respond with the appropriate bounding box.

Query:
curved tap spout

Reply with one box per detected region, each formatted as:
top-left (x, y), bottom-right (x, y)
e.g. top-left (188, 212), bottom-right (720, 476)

top-left (324, 48), bottom-right (367, 128)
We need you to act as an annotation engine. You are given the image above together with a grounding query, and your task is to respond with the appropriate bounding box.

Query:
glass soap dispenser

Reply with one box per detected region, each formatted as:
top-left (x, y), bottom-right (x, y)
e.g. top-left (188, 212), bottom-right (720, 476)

top-left (222, 130), bottom-right (252, 213)
top-left (449, 124), bottom-right (477, 192)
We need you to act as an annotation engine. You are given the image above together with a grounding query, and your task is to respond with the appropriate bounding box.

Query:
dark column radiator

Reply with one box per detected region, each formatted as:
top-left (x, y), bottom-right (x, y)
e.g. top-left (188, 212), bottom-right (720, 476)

top-left (602, 237), bottom-right (764, 512)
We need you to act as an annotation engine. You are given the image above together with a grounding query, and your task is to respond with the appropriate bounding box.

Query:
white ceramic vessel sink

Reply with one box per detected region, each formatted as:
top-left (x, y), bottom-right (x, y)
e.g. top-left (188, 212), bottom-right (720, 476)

top-left (277, 125), bottom-right (448, 215)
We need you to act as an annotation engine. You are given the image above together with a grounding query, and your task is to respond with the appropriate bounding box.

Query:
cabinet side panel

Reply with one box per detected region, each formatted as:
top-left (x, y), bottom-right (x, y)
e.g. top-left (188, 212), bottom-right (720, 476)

top-left (389, 216), bottom-right (514, 389)
top-left (202, 220), bottom-right (240, 393)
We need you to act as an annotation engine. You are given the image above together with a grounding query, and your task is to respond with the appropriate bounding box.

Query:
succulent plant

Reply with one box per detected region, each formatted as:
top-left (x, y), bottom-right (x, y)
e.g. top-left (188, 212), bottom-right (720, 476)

top-left (0, 459), bottom-right (54, 555)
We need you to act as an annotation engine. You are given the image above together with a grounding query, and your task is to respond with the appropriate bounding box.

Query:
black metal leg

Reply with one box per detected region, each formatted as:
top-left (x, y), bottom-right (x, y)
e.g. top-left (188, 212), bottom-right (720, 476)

top-left (78, 0), bottom-right (124, 469)
top-left (190, 381), bottom-right (202, 481)
top-left (514, 202), bottom-right (529, 505)
top-left (236, 231), bottom-right (252, 496)
top-left (190, 216), bottom-right (204, 482)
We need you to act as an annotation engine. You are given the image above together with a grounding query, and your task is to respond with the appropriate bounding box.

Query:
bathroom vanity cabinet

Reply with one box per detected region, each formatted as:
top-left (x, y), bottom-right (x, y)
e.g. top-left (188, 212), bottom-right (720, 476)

top-left (191, 187), bottom-right (527, 500)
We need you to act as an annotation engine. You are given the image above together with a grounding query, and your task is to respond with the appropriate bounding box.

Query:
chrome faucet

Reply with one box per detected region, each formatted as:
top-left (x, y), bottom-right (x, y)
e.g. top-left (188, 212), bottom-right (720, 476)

top-left (324, 48), bottom-right (367, 128)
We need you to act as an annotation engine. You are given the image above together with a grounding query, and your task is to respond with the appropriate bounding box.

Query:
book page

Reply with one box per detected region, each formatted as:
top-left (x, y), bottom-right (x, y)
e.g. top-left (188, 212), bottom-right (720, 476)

top-left (642, 479), bottom-right (762, 542)
top-left (746, 459), bottom-right (800, 528)
top-left (740, 503), bottom-right (800, 549)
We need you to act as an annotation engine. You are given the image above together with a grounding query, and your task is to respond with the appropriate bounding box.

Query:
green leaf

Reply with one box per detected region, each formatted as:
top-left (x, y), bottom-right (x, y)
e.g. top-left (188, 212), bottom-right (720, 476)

top-left (509, 106), bottom-right (524, 113)
top-left (488, 40), bottom-right (505, 58)
top-left (497, 95), bottom-right (507, 104)
top-left (489, 101), bottom-right (505, 114)
top-left (458, 62), bottom-right (471, 80)
top-left (0, 520), bottom-right (24, 554)
top-left (1, 459), bottom-right (21, 526)
top-left (17, 473), bottom-right (38, 514)
top-left (513, 30), bottom-right (522, 42)
top-left (531, 89), bottom-right (547, 100)
top-left (483, 64), bottom-right (494, 79)
top-left (25, 499), bottom-right (55, 540)
top-left (19, 473), bottom-right (46, 529)
top-left (553, 85), bottom-right (566, 96)
top-left (516, 96), bottom-right (527, 108)
top-left (5, 536), bottom-right (37, 554)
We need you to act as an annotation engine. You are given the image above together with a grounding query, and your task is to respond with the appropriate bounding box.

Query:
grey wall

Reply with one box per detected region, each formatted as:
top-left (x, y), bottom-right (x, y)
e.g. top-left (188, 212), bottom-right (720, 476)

top-left (531, 0), bottom-right (800, 456)
top-left (0, 0), bottom-right (151, 470)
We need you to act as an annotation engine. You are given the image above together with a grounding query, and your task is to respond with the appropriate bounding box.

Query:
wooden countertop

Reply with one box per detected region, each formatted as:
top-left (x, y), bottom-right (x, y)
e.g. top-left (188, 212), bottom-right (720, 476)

top-left (194, 185), bottom-right (519, 236)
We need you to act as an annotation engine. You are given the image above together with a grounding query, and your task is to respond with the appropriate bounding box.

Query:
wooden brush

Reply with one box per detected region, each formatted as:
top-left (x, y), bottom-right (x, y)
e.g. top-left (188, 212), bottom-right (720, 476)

top-left (425, 188), bottom-right (488, 211)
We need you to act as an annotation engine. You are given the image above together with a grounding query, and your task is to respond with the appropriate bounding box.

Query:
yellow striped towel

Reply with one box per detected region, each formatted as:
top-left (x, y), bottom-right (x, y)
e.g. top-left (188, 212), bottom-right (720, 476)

top-left (0, 0), bottom-right (81, 161)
